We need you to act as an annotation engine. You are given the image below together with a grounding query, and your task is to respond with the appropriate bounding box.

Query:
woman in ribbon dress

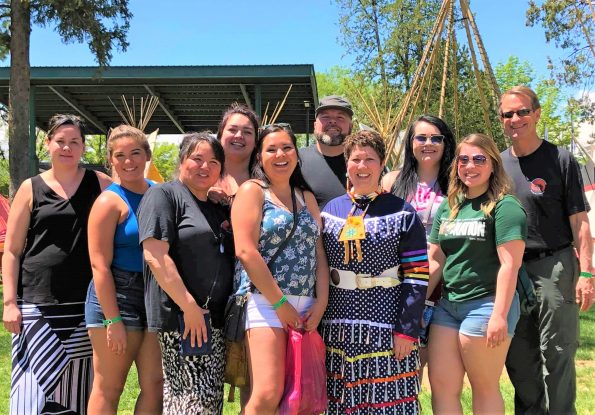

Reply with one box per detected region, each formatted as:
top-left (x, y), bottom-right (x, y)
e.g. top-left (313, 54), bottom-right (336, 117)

top-left (321, 130), bottom-right (428, 415)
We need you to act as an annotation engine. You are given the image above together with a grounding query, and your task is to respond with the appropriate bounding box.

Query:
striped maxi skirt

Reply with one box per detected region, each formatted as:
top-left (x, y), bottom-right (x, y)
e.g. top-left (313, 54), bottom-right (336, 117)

top-left (10, 301), bottom-right (93, 415)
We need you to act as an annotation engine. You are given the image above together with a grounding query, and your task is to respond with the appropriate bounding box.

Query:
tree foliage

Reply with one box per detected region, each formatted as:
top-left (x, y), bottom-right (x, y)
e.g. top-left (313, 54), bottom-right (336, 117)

top-left (526, 0), bottom-right (595, 88)
top-left (335, 0), bottom-right (442, 91)
top-left (152, 142), bottom-right (178, 181)
top-left (0, 0), bottom-right (130, 67)
top-left (0, 0), bottom-right (131, 196)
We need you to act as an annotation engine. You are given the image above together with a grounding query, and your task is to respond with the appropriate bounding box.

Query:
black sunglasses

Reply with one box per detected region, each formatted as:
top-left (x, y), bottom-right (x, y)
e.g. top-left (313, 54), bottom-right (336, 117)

top-left (413, 134), bottom-right (445, 145)
top-left (458, 154), bottom-right (488, 166)
top-left (500, 109), bottom-right (532, 119)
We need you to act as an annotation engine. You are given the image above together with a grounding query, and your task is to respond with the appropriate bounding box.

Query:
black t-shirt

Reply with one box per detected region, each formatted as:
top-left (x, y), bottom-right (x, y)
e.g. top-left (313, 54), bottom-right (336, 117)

top-left (501, 140), bottom-right (589, 252)
top-left (19, 169), bottom-right (101, 303)
top-left (138, 180), bottom-right (234, 331)
top-left (300, 144), bottom-right (347, 209)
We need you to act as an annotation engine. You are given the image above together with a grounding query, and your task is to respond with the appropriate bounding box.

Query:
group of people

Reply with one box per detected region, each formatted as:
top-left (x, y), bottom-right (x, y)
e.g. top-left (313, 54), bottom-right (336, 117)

top-left (2, 85), bottom-right (594, 415)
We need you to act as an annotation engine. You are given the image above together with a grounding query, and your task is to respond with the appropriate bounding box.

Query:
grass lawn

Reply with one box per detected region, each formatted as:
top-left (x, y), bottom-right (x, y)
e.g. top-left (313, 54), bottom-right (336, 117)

top-left (1, 282), bottom-right (593, 414)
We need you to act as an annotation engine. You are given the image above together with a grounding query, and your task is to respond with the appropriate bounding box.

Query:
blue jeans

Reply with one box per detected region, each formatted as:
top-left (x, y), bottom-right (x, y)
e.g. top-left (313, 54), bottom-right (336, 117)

top-left (85, 267), bottom-right (147, 331)
top-left (433, 293), bottom-right (520, 337)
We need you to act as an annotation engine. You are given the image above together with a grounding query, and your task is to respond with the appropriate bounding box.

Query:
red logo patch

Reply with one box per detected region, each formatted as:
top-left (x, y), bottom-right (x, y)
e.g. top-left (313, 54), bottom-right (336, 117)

top-left (530, 178), bottom-right (547, 195)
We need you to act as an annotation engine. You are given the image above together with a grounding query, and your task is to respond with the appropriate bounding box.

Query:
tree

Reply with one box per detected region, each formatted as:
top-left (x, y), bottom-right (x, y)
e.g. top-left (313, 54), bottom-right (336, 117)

top-left (316, 66), bottom-right (353, 99)
top-left (0, 0), bottom-right (132, 196)
top-left (526, 0), bottom-right (595, 88)
top-left (152, 142), bottom-right (178, 182)
top-left (494, 55), bottom-right (535, 93)
top-left (334, 0), bottom-right (442, 91)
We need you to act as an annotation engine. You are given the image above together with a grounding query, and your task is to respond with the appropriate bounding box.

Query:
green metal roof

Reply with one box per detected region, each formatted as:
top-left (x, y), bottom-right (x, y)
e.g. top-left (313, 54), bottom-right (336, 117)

top-left (0, 64), bottom-right (319, 134)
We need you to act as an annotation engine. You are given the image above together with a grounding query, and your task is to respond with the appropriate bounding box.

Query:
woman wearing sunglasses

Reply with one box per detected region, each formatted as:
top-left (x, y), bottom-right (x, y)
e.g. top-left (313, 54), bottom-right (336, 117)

top-left (382, 114), bottom-right (456, 377)
top-left (427, 133), bottom-right (526, 414)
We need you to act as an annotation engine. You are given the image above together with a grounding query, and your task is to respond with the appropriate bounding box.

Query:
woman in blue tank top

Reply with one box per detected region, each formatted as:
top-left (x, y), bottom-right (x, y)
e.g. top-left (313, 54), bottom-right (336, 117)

top-left (85, 125), bottom-right (162, 414)
top-left (232, 124), bottom-right (330, 415)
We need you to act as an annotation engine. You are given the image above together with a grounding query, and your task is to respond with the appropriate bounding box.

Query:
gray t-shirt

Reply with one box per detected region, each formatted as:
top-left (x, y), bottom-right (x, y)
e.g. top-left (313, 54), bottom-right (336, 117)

top-left (300, 144), bottom-right (346, 209)
top-left (138, 180), bottom-right (234, 331)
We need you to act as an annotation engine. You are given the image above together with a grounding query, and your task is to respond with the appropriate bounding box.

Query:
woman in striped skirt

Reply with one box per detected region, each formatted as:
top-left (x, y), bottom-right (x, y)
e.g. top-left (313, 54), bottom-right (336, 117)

top-left (2, 114), bottom-right (111, 414)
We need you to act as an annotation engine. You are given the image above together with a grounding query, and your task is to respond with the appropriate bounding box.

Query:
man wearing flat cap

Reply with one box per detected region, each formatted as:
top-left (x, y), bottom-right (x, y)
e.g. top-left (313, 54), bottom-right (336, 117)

top-left (301, 95), bottom-right (354, 209)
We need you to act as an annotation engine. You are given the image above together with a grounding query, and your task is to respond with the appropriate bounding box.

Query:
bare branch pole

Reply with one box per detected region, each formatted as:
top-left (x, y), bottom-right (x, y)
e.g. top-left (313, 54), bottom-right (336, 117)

top-left (466, 0), bottom-right (501, 109)
top-left (422, 12), bottom-right (447, 114)
top-left (460, 0), bottom-right (493, 134)
top-left (439, 0), bottom-right (455, 118)
top-left (385, 0), bottom-right (450, 166)
top-left (451, 21), bottom-right (460, 140)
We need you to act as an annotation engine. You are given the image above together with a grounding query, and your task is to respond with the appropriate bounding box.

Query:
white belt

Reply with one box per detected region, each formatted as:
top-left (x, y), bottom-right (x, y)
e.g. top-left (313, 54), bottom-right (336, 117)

top-left (329, 266), bottom-right (401, 290)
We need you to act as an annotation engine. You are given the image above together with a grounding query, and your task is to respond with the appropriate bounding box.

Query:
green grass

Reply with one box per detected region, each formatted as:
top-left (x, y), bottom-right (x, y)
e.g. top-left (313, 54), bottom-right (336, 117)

top-left (0, 282), bottom-right (593, 414)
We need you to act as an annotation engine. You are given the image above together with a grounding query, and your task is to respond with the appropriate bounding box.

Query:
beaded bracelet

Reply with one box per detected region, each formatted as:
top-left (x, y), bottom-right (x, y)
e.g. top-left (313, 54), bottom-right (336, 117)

top-left (272, 295), bottom-right (288, 310)
top-left (102, 316), bottom-right (123, 327)
top-left (579, 271), bottom-right (593, 279)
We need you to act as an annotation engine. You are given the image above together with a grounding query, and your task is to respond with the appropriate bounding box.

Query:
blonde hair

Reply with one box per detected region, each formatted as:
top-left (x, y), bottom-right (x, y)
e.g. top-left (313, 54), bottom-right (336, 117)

top-left (106, 125), bottom-right (151, 166)
top-left (447, 133), bottom-right (512, 219)
top-left (499, 85), bottom-right (541, 111)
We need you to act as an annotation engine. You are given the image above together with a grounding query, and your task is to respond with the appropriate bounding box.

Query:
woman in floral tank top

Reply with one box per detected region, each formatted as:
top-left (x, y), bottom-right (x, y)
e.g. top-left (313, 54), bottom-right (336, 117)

top-left (232, 124), bottom-right (330, 415)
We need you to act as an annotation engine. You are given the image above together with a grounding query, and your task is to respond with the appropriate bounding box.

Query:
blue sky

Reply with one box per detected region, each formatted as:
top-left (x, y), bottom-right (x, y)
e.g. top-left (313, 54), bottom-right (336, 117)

top-left (8, 0), bottom-right (566, 85)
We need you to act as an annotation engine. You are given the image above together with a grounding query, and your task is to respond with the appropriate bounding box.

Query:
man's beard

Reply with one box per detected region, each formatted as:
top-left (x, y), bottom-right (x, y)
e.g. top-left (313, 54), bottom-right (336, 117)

top-left (315, 131), bottom-right (346, 146)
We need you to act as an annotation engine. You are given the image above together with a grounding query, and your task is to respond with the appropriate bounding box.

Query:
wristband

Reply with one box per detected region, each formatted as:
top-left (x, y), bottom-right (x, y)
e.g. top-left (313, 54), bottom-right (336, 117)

top-left (579, 271), bottom-right (593, 279)
top-left (102, 316), bottom-right (123, 327)
top-left (272, 295), bottom-right (288, 310)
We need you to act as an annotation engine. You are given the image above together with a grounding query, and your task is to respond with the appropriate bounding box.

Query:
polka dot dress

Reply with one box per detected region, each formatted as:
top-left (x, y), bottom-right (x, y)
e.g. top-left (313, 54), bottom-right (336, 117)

top-left (321, 193), bottom-right (429, 415)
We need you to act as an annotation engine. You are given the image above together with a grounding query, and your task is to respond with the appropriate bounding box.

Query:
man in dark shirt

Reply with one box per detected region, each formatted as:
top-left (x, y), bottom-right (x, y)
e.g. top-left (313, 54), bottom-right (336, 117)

top-left (500, 86), bottom-right (594, 414)
top-left (301, 95), bottom-right (353, 208)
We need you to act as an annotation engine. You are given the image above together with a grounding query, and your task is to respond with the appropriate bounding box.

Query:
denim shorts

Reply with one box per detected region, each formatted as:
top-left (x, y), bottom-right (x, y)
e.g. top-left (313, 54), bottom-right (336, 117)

top-left (432, 292), bottom-right (520, 337)
top-left (85, 267), bottom-right (147, 331)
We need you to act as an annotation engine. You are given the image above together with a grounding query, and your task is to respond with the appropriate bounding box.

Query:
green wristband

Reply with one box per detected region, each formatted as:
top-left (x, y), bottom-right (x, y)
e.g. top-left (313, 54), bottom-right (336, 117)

top-left (272, 295), bottom-right (288, 310)
top-left (579, 271), bottom-right (593, 279)
top-left (102, 315), bottom-right (123, 327)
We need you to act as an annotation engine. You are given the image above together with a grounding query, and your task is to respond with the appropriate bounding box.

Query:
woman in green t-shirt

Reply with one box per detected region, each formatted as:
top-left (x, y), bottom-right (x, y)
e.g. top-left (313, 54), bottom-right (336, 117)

top-left (427, 133), bottom-right (526, 414)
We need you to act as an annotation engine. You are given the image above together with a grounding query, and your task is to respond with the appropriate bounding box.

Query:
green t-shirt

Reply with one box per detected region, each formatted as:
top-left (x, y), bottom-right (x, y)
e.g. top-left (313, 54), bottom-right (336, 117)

top-left (428, 194), bottom-right (527, 302)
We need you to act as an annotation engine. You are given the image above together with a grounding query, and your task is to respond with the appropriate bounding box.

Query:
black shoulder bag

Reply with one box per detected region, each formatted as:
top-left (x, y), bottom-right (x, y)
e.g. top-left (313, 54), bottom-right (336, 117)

top-left (224, 187), bottom-right (299, 342)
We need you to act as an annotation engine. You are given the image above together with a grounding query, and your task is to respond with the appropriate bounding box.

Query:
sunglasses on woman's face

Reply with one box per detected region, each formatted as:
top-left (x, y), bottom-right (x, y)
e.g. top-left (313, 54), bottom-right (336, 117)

top-left (457, 154), bottom-right (488, 166)
top-left (413, 134), bottom-right (445, 145)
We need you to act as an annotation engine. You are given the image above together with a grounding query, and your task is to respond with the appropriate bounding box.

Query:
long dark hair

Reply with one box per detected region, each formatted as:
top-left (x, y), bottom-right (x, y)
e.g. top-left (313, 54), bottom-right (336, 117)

top-left (392, 114), bottom-right (456, 200)
top-left (250, 124), bottom-right (312, 192)
top-left (216, 102), bottom-right (259, 140)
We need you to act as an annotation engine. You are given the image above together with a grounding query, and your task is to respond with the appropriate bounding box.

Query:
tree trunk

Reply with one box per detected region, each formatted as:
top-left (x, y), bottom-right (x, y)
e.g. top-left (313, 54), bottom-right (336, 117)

top-left (8, 0), bottom-right (31, 198)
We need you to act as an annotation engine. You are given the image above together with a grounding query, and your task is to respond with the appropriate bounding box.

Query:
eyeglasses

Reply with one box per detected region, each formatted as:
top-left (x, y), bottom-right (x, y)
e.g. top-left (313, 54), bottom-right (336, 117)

top-left (458, 154), bottom-right (488, 166)
top-left (500, 109), bottom-right (532, 119)
top-left (413, 134), bottom-right (445, 145)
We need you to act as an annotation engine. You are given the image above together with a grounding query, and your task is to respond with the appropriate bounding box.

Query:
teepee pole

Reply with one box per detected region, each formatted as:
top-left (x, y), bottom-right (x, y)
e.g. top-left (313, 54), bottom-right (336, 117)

top-left (460, 0), bottom-right (493, 134)
top-left (439, 0), bottom-right (455, 118)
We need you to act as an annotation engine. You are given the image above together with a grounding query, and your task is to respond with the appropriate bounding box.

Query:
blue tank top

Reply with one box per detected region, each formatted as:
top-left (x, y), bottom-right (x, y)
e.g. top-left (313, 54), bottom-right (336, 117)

top-left (234, 189), bottom-right (319, 297)
top-left (107, 181), bottom-right (152, 272)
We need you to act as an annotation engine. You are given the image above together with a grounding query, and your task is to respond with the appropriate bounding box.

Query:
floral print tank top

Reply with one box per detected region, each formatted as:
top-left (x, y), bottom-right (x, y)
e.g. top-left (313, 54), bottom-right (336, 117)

top-left (234, 189), bottom-right (319, 297)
